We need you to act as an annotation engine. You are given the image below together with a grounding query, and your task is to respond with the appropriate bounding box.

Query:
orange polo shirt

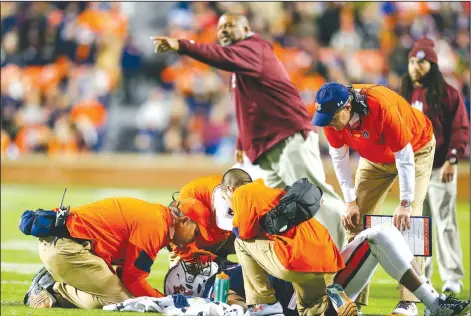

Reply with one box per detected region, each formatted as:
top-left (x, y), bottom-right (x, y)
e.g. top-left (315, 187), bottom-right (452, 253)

top-left (324, 84), bottom-right (433, 164)
top-left (66, 197), bottom-right (172, 298)
top-left (179, 175), bottom-right (222, 210)
top-left (175, 175), bottom-right (231, 260)
top-left (232, 179), bottom-right (345, 273)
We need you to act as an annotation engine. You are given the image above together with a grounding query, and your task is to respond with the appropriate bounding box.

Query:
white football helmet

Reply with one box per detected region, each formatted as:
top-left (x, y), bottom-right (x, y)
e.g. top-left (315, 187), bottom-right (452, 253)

top-left (164, 253), bottom-right (219, 298)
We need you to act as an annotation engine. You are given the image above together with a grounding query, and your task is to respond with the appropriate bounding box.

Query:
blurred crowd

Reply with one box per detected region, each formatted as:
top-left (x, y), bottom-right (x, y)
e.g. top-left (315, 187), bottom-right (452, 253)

top-left (1, 2), bottom-right (129, 157)
top-left (1, 2), bottom-right (470, 159)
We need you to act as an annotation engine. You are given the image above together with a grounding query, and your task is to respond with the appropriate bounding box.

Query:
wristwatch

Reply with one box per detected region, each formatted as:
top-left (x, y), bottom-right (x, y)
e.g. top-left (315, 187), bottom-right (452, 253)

top-left (400, 200), bottom-right (411, 208)
top-left (448, 149), bottom-right (458, 165)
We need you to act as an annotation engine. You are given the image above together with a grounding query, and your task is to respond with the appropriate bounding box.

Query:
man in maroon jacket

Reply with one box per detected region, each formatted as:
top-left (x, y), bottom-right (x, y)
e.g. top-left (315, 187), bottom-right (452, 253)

top-left (401, 37), bottom-right (469, 300)
top-left (151, 13), bottom-right (346, 250)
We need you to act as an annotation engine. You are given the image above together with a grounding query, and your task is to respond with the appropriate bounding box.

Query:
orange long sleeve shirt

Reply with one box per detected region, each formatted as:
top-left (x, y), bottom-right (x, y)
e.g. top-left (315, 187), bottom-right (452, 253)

top-left (232, 179), bottom-right (345, 273)
top-left (176, 175), bottom-right (231, 260)
top-left (324, 84), bottom-right (433, 164)
top-left (65, 197), bottom-right (172, 298)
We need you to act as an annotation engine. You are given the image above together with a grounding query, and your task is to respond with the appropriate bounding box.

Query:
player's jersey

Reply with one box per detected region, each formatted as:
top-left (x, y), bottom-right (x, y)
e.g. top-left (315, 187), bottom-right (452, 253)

top-left (165, 258), bottom-right (297, 316)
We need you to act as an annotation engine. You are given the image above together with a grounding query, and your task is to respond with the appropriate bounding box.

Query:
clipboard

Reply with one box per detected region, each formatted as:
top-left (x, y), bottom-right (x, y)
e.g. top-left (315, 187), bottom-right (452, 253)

top-left (364, 215), bottom-right (432, 257)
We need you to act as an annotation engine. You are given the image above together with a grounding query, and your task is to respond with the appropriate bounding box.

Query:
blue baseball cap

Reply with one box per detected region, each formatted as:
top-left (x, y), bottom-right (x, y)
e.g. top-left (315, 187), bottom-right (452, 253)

top-left (312, 82), bottom-right (350, 127)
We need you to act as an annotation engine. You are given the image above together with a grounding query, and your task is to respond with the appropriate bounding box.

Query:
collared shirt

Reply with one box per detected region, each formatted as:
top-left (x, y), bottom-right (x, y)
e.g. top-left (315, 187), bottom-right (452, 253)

top-left (232, 179), bottom-right (345, 273)
top-left (408, 82), bottom-right (469, 168)
top-left (178, 34), bottom-right (315, 163)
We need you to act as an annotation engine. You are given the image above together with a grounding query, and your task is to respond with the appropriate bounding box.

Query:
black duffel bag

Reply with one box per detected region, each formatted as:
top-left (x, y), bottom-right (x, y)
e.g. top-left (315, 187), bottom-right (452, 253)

top-left (260, 178), bottom-right (323, 235)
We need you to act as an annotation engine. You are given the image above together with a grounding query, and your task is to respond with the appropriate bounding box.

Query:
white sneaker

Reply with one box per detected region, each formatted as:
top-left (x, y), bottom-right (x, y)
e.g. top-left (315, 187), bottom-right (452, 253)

top-left (389, 301), bottom-right (418, 316)
top-left (442, 280), bottom-right (462, 294)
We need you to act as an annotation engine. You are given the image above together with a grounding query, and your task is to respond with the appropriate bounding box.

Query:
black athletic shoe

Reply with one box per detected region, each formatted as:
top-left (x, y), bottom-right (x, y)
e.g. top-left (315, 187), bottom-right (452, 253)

top-left (425, 293), bottom-right (470, 316)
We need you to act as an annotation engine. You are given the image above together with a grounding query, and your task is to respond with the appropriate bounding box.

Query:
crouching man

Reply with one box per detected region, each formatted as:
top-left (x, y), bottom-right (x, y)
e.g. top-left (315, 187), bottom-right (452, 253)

top-left (221, 169), bottom-right (348, 316)
top-left (169, 175), bottom-right (237, 268)
top-left (21, 197), bottom-right (201, 309)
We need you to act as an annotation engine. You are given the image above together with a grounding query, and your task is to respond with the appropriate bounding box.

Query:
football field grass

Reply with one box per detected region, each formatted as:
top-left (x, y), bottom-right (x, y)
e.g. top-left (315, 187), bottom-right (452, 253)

top-left (1, 184), bottom-right (469, 315)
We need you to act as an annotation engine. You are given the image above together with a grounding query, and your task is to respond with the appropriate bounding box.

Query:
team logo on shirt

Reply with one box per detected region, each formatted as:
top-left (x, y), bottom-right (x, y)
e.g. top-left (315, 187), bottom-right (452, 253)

top-left (361, 130), bottom-right (369, 139)
top-left (411, 100), bottom-right (423, 112)
top-left (231, 74), bottom-right (236, 89)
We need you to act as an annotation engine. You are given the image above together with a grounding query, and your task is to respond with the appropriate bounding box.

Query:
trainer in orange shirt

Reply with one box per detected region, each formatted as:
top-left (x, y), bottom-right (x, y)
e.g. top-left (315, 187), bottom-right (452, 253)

top-left (220, 168), bottom-right (345, 316)
top-left (27, 197), bottom-right (200, 309)
top-left (170, 175), bottom-right (236, 267)
top-left (312, 83), bottom-right (435, 308)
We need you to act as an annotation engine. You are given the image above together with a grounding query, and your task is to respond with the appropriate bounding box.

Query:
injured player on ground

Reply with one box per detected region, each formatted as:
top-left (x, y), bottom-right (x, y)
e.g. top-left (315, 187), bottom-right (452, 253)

top-left (163, 225), bottom-right (469, 316)
top-left (150, 223), bottom-right (469, 316)
top-left (23, 221), bottom-right (469, 315)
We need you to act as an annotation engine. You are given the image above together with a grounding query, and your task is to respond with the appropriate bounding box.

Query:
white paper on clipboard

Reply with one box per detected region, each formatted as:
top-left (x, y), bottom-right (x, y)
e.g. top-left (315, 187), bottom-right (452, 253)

top-left (363, 215), bottom-right (432, 257)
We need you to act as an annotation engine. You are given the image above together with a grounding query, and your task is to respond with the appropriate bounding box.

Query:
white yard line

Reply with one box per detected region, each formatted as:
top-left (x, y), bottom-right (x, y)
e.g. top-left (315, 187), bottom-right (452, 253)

top-left (92, 189), bottom-right (157, 201)
top-left (1, 262), bottom-right (42, 274)
top-left (1, 280), bottom-right (29, 285)
top-left (372, 279), bottom-right (397, 285)
top-left (1, 240), bottom-right (39, 253)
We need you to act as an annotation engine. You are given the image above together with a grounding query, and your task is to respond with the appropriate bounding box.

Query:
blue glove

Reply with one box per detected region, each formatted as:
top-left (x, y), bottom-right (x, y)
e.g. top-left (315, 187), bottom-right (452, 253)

top-left (172, 294), bottom-right (190, 308)
top-left (19, 210), bottom-right (35, 235)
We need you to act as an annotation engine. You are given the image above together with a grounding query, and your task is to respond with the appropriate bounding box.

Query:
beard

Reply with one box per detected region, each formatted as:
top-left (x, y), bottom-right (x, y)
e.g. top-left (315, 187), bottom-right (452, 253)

top-left (219, 37), bottom-right (233, 47)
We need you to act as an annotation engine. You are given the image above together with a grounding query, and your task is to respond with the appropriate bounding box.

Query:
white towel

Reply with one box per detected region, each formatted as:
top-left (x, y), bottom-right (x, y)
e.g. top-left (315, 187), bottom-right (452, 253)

top-left (103, 296), bottom-right (245, 316)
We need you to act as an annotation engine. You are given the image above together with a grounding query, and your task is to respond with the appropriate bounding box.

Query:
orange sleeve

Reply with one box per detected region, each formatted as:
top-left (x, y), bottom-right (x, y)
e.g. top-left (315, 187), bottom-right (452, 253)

top-left (232, 183), bottom-right (269, 240)
top-left (381, 105), bottom-right (413, 153)
top-left (121, 242), bottom-right (164, 298)
top-left (179, 176), bottom-right (221, 205)
top-left (179, 180), bottom-right (200, 200)
top-left (121, 206), bottom-right (169, 298)
top-left (323, 127), bottom-right (345, 148)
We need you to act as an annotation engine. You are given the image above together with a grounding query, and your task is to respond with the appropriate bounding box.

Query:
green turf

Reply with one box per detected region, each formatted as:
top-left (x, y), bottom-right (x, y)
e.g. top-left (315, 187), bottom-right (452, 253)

top-left (1, 184), bottom-right (469, 315)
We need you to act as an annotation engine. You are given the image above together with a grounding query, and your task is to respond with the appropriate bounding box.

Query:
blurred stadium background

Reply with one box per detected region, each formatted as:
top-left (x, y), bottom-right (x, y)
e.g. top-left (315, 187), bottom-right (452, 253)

top-left (1, 2), bottom-right (470, 315)
top-left (1, 1), bottom-right (470, 158)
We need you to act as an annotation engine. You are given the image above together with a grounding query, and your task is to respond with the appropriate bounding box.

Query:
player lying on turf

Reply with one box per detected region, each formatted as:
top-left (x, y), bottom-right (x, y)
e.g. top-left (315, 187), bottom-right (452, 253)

top-left (19, 197), bottom-right (202, 309)
top-left (220, 168), bottom-right (470, 316)
top-left (164, 253), bottom-right (299, 316)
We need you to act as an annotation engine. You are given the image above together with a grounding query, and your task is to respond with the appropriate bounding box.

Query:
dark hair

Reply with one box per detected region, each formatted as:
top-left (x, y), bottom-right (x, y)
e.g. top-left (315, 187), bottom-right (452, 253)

top-left (400, 62), bottom-right (446, 115)
top-left (346, 85), bottom-right (369, 116)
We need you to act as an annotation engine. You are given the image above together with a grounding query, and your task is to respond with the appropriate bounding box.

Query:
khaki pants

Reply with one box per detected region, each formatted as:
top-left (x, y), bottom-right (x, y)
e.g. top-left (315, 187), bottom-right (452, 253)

top-left (39, 237), bottom-right (132, 309)
top-left (235, 238), bottom-right (334, 316)
top-left (258, 131), bottom-right (347, 250)
top-left (424, 168), bottom-right (465, 283)
top-left (351, 137), bottom-right (435, 305)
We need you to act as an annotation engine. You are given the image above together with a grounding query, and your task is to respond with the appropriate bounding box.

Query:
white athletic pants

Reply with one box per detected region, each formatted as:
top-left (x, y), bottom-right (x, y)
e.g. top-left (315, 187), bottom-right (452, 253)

top-left (423, 168), bottom-right (464, 283)
top-left (335, 224), bottom-right (415, 300)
